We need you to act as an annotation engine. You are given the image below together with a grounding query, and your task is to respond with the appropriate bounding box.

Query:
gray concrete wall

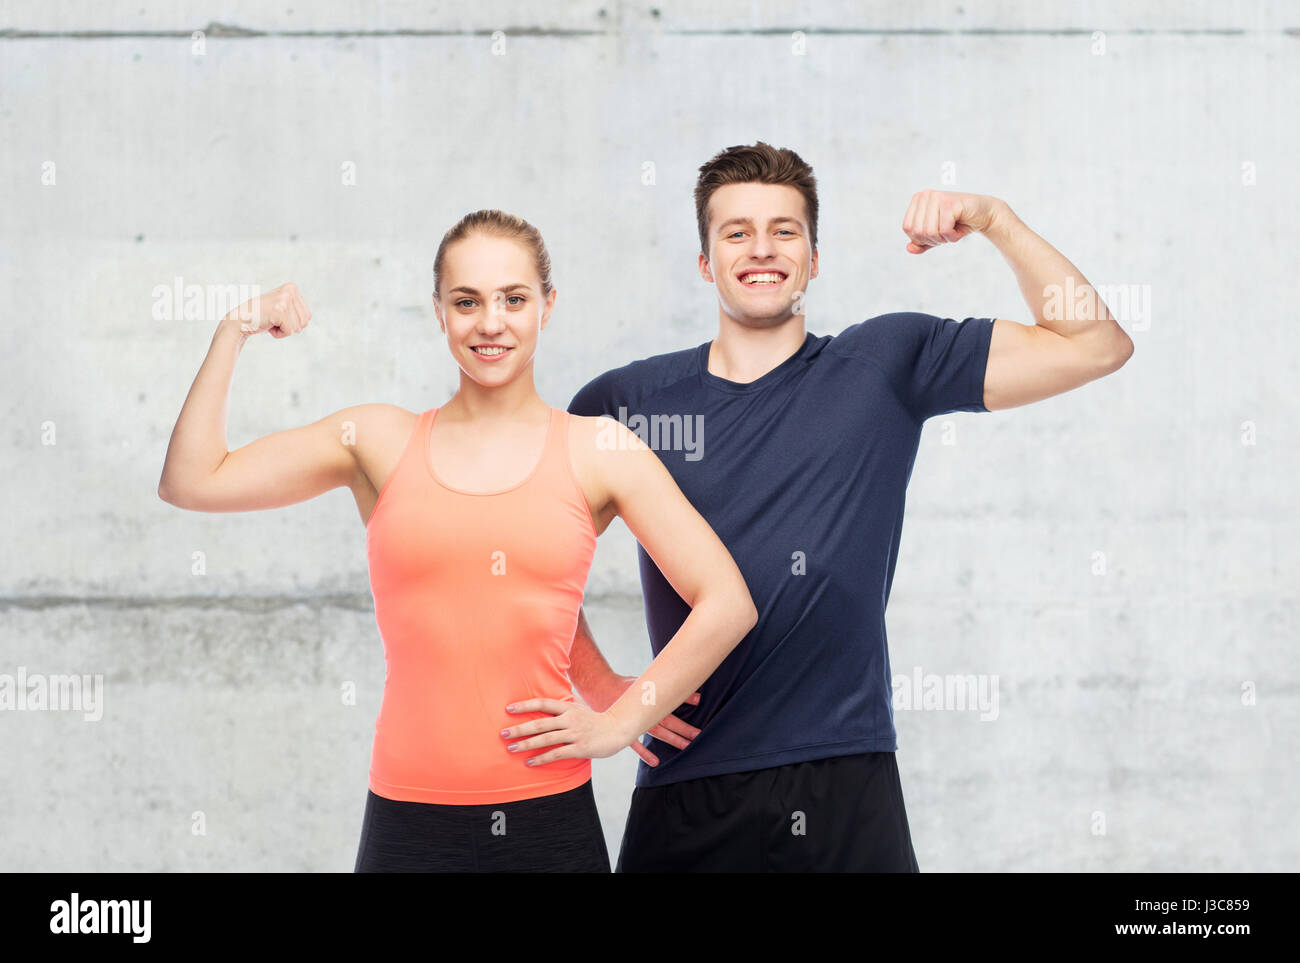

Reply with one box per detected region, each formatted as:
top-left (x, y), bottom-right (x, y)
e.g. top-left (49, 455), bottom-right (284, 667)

top-left (1, 0), bottom-right (1295, 871)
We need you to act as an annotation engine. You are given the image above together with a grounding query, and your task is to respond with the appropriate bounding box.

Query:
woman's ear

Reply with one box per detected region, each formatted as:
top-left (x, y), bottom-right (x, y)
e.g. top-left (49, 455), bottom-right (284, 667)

top-left (431, 293), bottom-right (445, 331)
top-left (539, 286), bottom-right (557, 332)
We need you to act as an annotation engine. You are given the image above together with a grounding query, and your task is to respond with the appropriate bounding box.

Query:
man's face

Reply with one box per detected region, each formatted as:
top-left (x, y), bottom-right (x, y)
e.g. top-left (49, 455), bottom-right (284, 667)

top-left (698, 182), bottom-right (818, 326)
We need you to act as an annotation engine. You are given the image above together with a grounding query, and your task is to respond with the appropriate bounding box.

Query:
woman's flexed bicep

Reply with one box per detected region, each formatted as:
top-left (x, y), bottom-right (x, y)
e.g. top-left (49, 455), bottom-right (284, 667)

top-left (176, 408), bottom-right (378, 513)
top-left (160, 405), bottom-right (373, 514)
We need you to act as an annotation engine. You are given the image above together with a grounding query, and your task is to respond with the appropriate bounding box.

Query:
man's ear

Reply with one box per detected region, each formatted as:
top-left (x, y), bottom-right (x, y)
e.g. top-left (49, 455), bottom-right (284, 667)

top-left (698, 251), bottom-right (715, 284)
top-left (810, 247), bottom-right (819, 280)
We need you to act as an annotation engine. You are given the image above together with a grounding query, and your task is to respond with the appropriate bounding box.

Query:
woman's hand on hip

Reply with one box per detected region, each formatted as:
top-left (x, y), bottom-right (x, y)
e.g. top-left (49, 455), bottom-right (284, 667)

top-left (501, 698), bottom-right (641, 766)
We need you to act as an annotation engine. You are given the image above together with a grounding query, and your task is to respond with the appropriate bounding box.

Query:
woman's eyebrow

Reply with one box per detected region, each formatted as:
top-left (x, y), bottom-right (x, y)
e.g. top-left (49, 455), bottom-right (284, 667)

top-left (447, 283), bottom-right (532, 296)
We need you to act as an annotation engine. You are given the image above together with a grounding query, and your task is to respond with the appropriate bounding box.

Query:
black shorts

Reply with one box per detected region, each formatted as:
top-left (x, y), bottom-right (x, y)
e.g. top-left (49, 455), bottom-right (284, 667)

top-left (354, 779), bottom-right (610, 873)
top-left (616, 751), bottom-right (919, 872)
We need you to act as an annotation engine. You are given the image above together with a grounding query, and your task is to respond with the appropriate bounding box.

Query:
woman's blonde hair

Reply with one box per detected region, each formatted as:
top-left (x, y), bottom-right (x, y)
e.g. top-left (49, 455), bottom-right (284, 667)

top-left (433, 209), bottom-right (554, 300)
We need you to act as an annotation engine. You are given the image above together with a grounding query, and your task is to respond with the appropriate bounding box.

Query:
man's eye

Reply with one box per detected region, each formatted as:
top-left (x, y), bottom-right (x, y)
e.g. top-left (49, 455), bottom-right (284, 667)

top-left (728, 232), bottom-right (745, 239)
top-left (778, 229), bottom-right (794, 235)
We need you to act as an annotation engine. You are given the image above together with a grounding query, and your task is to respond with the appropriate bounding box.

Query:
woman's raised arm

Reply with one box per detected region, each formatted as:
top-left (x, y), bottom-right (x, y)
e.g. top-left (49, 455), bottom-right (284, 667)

top-left (157, 282), bottom-right (364, 513)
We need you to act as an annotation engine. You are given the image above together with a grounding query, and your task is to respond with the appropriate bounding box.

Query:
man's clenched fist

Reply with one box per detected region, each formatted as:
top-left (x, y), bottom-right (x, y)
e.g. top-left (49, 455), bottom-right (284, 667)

top-left (902, 190), bottom-right (1004, 254)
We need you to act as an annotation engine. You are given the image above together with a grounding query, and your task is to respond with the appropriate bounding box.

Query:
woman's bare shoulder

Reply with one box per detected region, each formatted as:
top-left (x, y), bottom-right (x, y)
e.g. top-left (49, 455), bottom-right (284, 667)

top-left (332, 403), bottom-right (420, 434)
top-left (310, 405), bottom-right (424, 469)
top-left (565, 412), bottom-right (657, 490)
top-left (566, 412), bottom-right (650, 451)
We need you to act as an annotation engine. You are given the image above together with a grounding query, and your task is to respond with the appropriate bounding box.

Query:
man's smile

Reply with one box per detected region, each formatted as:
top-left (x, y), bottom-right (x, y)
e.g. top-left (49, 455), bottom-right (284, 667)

top-left (737, 269), bottom-right (789, 286)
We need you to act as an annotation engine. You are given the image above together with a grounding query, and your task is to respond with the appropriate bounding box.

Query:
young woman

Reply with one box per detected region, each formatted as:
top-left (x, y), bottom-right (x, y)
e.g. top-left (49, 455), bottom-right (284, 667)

top-left (157, 210), bottom-right (757, 872)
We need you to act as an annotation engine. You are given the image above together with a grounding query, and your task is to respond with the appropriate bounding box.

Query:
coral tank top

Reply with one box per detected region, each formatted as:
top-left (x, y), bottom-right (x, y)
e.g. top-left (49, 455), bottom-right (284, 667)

top-left (364, 406), bottom-right (598, 804)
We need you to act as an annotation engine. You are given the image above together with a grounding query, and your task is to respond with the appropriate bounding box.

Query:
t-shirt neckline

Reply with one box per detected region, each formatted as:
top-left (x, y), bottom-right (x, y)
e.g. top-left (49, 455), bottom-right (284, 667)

top-left (696, 331), bottom-right (817, 395)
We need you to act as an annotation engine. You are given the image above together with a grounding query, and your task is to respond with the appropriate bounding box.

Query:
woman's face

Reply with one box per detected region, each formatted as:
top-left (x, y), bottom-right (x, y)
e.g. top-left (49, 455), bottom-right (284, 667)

top-left (434, 232), bottom-right (556, 387)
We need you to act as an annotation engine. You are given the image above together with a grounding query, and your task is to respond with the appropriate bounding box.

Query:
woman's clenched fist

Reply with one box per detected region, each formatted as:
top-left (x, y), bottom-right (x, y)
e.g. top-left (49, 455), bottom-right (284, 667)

top-left (226, 282), bottom-right (312, 339)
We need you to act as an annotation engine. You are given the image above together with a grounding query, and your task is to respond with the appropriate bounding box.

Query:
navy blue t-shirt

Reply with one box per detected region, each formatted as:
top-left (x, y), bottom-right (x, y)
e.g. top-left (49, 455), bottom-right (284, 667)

top-left (567, 311), bottom-right (995, 787)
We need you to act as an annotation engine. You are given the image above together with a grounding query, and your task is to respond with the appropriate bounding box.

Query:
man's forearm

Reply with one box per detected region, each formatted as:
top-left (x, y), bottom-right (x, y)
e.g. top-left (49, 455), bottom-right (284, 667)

top-left (983, 200), bottom-right (1132, 359)
top-left (569, 607), bottom-right (620, 704)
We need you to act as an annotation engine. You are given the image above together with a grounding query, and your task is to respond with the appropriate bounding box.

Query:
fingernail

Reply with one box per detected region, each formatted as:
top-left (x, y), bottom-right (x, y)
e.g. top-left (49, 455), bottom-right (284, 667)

top-left (525, 759), bottom-right (535, 766)
top-left (507, 744), bottom-right (518, 752)
top-left (504, 704), bottom-right (515, 711)
top-left (500, 729), bottom-right (510, 737)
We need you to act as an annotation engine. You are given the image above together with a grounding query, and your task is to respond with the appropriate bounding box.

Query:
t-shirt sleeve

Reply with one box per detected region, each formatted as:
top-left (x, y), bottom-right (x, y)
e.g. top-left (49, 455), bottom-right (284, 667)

top-left (856, 311), bottom-right (994, 421)
top-left (566, 370), bottom-right (615, 418)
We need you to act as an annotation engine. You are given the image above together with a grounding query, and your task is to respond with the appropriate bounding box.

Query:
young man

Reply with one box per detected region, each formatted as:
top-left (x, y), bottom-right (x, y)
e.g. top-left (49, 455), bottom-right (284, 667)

top-left (556, 142), bottom-right (1132, 871)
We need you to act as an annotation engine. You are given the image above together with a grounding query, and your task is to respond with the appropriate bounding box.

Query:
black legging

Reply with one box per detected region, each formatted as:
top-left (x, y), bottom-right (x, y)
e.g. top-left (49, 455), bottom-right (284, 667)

top-left (353, 780), bottom-right (610, 872)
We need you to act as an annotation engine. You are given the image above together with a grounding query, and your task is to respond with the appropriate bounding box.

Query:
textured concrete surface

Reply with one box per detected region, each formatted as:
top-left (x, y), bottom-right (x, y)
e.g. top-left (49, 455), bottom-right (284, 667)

top-left (1, 1), bottom-right (1296, 871)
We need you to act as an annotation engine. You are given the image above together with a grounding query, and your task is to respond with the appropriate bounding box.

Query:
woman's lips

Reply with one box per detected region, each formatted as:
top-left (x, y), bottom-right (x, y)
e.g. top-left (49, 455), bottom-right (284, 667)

top-left (470, 346), bottom-right (513, 362)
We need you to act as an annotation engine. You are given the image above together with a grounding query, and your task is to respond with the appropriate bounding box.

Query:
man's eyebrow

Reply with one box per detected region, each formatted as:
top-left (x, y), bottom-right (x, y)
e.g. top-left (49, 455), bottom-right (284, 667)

top-left (716, 216), bottom-right (804, 233)
top-left (716, 217), bottom-right (754, 233)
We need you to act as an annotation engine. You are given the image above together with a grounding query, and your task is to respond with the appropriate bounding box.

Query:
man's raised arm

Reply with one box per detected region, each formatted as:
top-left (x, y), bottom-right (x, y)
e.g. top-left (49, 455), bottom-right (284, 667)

top-left (901, 190), bottom-right (1135, 411)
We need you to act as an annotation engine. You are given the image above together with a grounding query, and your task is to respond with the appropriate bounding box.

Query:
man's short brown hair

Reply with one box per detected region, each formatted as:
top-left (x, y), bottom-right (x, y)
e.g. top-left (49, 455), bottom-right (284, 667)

top-left (694, 142), bottom-right (818, 256)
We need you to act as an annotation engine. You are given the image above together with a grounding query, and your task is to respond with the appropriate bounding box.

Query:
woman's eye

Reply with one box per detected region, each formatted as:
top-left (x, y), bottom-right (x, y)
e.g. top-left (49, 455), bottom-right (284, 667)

top-left (456, 299), bottom-right (475, 309)
top-left (507, 295), bottom-right (525, 306)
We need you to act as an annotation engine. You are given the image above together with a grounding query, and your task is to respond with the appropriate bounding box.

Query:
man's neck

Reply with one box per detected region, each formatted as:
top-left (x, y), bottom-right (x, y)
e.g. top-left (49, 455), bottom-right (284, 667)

top-left (706, 314), bottom-right (808, 385)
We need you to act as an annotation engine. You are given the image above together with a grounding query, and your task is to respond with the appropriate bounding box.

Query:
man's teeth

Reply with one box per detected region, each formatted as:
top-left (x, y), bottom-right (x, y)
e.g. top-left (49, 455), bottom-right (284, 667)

top-left (742, 273), bottom-right (786, 285)
top-left (473, 346), bottom-right (509, 355)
